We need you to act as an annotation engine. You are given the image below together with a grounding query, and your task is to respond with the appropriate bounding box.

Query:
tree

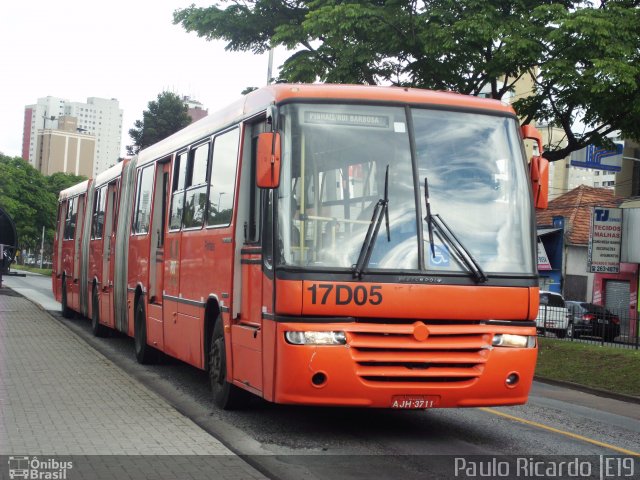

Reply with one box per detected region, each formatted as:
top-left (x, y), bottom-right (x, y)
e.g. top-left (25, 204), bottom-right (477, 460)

top-left (127, 92), bottom-right (192, 155)
top-left (0, 154), bottom-right (85, 255)
top-left (46, 171), bottom-right (86, 197)
top-left (174, 0), bottom-right (640, 161)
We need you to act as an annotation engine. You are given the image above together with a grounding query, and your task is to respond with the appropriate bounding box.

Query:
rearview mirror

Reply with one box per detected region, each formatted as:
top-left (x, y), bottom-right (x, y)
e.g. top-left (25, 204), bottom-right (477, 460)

top-left (522, 125), bottom-right (548, 209)
top-left (256, 132), bottom-right (281, 188)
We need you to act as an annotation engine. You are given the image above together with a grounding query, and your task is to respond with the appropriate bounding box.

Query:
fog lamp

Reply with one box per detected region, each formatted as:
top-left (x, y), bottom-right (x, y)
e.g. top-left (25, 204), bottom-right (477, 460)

top-left (285, 331), bottom-right (347, 345)
top-left (492, 334), bottom-right (536, 348)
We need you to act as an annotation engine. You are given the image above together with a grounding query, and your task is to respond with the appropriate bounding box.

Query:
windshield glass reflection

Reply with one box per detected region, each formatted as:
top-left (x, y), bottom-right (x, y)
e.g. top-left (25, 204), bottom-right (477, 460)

top-left (276, 104), bottom-right (534, 275)
top-left (414, 109), bottom-right (533, 274)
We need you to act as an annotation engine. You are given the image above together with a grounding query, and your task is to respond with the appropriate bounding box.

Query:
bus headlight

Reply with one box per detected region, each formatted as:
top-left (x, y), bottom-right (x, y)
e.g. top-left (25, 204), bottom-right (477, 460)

top-left (285, 331), bottom-right (347, 345)
top-left (492, 334), bottom-right (536, 348)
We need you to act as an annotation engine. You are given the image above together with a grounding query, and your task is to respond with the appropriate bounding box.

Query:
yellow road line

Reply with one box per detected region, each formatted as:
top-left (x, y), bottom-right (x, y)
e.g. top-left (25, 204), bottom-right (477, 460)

top-left (480, 407), bottom-right (640, 457)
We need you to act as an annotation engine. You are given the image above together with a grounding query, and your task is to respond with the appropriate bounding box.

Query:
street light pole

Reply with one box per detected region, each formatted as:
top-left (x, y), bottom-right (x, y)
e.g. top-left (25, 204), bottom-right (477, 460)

top-left (39, 113), bottom-right (57, 172)
top-left (267, 48), bottom-right (274, 85)
top-left (39, 225), bottom-right (45, 269)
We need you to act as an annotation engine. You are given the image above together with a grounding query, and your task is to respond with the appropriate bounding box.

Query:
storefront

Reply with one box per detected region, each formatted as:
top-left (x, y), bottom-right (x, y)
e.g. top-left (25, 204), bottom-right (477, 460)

top-left (593, 264), bottom-right (638, 339)
top-left (537, 217), bottom-right (564, 294)
top-left (592, 206), bottom-right (640, 339)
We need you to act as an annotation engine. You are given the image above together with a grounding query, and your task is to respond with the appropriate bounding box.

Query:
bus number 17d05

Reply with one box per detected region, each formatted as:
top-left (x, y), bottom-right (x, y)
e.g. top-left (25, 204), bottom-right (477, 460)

top-left (307, 283), bottom-right (383, 306)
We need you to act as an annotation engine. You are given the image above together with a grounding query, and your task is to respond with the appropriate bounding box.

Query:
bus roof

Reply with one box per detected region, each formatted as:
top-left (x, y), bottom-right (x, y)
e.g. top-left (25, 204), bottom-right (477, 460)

top-left (264, 83), bottom-right (514, 112)
top-left (59, 179), bottom-right (90, 201)
top-left (137, 84), bottom-right (515, 168)
top-left (94, 161), bottom-right (124, 188)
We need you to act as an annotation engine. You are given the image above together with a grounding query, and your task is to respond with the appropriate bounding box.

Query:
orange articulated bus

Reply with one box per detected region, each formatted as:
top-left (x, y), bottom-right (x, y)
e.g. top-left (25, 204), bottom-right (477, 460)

top-left (52, 84), bottom-right (548, 409)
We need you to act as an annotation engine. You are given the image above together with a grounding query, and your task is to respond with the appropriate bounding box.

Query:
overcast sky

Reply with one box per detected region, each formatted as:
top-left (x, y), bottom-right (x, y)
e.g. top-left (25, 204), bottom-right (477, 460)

top-left (0, 0), bottom-right (286, 159)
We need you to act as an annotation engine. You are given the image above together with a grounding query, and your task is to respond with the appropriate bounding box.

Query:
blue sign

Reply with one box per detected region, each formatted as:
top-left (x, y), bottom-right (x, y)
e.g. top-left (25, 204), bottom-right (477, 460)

top-left (570, 144), bottom-right (623, 172)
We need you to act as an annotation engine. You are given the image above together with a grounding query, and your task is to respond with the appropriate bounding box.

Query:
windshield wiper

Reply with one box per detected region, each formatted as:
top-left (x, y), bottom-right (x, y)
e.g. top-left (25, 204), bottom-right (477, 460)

top-left (423, 177), bottom-right (436, 259)
top-left (423, 176), bottom-right (488, 283)
top-left (353, 165), bottom-right (390, 279)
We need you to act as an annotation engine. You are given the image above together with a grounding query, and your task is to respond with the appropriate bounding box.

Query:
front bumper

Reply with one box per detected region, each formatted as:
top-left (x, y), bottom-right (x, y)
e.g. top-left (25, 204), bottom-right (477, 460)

top-left (273, 322), bottom-right (537, 408)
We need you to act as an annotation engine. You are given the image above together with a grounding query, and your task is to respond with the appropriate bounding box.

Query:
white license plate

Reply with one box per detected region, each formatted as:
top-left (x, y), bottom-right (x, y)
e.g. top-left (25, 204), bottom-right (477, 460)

top-left (391, 395), bottom-right (440, 409)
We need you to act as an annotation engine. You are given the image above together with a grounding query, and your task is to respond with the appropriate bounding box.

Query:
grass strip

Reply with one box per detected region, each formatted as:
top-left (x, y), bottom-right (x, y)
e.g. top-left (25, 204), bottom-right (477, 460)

top-left (10, 265), bottom-right (53, 276)
top-left (536, 338), bottom-right (640, 397)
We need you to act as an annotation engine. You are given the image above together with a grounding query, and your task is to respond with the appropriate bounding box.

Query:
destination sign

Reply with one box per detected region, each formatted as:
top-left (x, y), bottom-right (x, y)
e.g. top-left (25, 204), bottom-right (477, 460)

top-left (304, 111), bottom-right (391, 129)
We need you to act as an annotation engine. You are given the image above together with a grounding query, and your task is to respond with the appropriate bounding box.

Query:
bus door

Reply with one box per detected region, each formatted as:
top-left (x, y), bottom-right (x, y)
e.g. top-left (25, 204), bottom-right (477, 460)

top-left (147, 159), bottom-right (171, 351)
top-left (163, 151), bottom-right (188, 359)
top-left (233, 125), bottom-right (269, 394)
top-left (60, 197), bottom-right (76, 304)
top-left (101, 181), bottom-right (118, 328)
top-left (150, 159), bottom-right (171, 304)
top-left (53, 200), bottom-right (67, 299)
top-left (89, 185), bottom-right (106, 317)
top-left (71, 193), bottom-right (86, 311)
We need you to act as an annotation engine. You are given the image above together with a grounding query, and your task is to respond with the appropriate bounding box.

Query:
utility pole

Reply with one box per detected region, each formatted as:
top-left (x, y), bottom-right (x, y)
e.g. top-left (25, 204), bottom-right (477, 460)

top-left (267, 47), bottom-right (274, 85)
top-left (38, 113), bottom-right (56, 172)
top-left (40, 225), bottom-right (45, 269)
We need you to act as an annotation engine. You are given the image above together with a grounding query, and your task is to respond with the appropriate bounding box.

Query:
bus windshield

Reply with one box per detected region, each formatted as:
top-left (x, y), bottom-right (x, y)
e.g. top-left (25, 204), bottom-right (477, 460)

top-left (277, 103), bottom-right (534, 276)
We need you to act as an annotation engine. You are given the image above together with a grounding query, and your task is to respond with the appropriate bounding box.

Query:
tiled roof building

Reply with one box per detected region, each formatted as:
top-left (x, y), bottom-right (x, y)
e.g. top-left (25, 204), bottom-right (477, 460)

top-left (536, 185), bottom-right (623, 245)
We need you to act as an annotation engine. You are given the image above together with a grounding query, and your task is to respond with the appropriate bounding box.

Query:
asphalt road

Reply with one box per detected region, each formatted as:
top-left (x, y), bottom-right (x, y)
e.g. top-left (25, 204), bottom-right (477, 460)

top-left (4, 271), bottom-right (640, 480)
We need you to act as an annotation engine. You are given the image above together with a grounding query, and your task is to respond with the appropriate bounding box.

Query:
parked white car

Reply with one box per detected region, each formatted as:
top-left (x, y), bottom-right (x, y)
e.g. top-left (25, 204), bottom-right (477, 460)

top-left (535, 291), bottom-right (570, 338)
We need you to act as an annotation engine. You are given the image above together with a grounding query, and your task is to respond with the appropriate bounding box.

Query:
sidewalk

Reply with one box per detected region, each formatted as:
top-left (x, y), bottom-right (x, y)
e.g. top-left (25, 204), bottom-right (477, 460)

top-left (0, 289), bottom-right (266, 479)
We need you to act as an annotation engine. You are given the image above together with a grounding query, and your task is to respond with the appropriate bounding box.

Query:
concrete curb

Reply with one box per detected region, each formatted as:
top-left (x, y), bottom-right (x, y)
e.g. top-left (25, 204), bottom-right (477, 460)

top-left (535, 376), bottom-right (640, 405)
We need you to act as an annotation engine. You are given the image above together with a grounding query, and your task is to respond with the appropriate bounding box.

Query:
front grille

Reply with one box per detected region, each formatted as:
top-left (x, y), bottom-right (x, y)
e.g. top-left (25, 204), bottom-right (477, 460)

top-left (348, 323), bottom-right (492, 385)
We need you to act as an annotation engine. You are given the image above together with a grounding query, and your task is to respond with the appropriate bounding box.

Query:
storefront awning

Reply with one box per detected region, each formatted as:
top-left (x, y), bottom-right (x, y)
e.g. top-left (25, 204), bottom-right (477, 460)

top-left (537, 227), bottom-right (561, 236)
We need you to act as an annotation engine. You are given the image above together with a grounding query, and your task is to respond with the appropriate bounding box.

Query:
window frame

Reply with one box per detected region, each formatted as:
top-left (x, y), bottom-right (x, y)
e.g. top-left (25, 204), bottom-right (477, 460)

top-left (91, 185), bottom-right (107, 240)
top-left (131, 164), bottom-right (155, 236)
top-left (181, 141), bottom-right (211, 231)
top-left (169, 150), bottom-right (189, 232)
top-left (206, 127), bottom-right (240, 230)
top-left (63, 197), bottom-right (77, 241)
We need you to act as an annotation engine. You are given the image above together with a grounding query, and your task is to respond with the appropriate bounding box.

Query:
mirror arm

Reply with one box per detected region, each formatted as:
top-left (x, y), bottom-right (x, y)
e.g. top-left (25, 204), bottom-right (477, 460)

top-left (267, 105), bottom-right (278, 132)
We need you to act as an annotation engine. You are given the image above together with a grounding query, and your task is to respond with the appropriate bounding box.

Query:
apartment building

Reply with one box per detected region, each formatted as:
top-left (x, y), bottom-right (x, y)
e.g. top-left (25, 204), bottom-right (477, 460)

top-left (22, 96), bottom-right (123, 177)
top-left (36, 116), bottom-right (95, 177)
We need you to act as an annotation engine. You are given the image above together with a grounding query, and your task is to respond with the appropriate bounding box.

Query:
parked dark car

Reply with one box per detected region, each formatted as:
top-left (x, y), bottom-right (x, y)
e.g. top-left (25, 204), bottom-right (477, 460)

top-left (565, 301), bottom-right (620, 342)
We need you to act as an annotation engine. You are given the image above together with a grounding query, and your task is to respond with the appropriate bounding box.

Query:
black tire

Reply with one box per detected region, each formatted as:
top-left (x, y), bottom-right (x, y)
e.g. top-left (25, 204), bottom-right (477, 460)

top-left (91, 287), bottom-right (108, 337)
top-left (566, 323), bottom-right (574, 339)
top-left (134, 300), bottom-right (157, 364)
top-left (556, 329), bottom-right (567, 339)
top-left (604, 331), bottom-right (616, 343)
top-left (61, 277), bottom-right (73, 319)
top-left (209, 317), bottom-right (249, 410)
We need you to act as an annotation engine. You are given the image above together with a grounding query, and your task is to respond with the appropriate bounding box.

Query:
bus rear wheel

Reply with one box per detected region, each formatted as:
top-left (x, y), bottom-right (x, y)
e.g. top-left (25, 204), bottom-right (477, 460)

top-left (209, 318), bottom-right (249, 410)
top-left (134, 300), bottom-right (157, 364)
top-left (61, 277), bottom-right (73, 319)
top-left (91, 287), bottom-right (108, 337)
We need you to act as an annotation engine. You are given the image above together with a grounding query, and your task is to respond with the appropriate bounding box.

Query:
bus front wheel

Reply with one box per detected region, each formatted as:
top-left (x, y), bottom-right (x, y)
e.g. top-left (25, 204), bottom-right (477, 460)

top-left (209, 318), bottom-right (249, 410)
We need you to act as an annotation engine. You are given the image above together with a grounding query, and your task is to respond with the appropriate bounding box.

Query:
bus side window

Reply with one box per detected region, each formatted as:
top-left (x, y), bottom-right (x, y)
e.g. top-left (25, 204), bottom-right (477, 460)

top-left (55, 203), bottom-right (62, 242)
top-left (247, 122), bottom-right (268, 241)
top-left (91, 186), bottom-right (106, 239)
top-left (183, 142), bottom-right (210, 229)
top-left (169, 151), bottom-right (188, 230)
top-left (262, 189), bottom-right (273, 268)
top-left (91, 188), bottom-right (100, 239)
top-left (111, 185), bottom-right (119, 233)
top-left (132, 165), bottom-right (154, 235)
top-left (64, 197), bottom-right (76, 240)
top-left (207, 128), bottom-right (240, 227)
